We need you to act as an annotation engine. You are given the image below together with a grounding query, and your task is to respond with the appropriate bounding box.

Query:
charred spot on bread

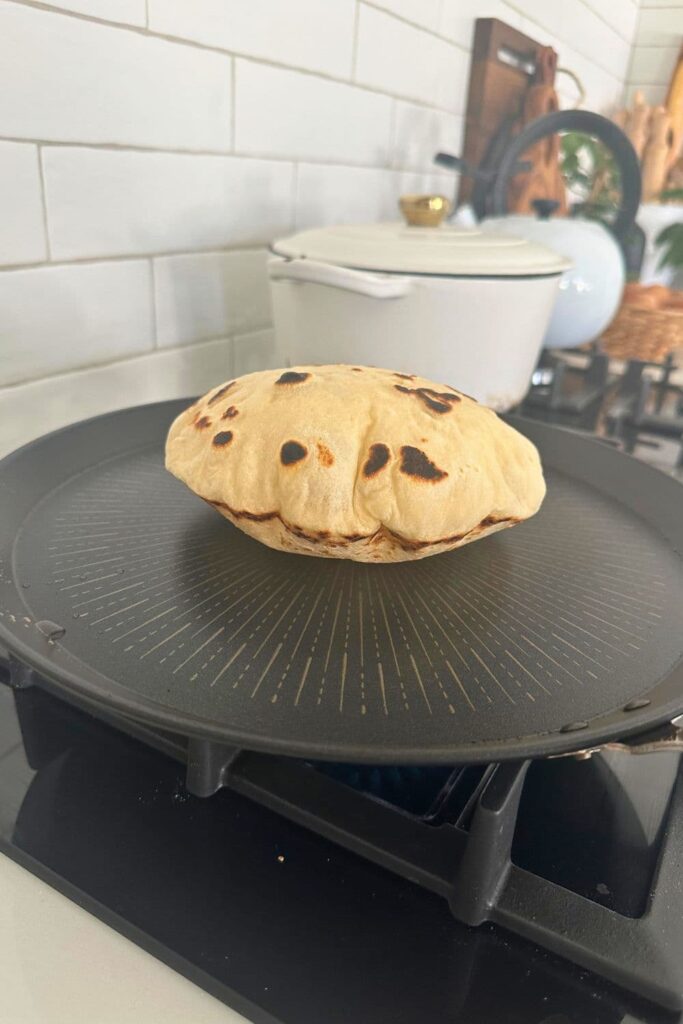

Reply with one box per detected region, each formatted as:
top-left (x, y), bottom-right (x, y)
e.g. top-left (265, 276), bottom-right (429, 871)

top-left (362, 443), bottom-right (390, 478)
top-left (280, 440), bottom-right (308, 465)
top-left (393, 384), bottom-right (461, 415)
top-left (394, 372), bottom-right (416, 380)
top-left (222, 405), bottom-right (238, 419)
top-left (195, 415), bottom-right (212, 429)
top-left (399, 445), bottom-right (448, 482)
top-left (210, 499), bottom-right (276, 523)
top-left (480, 514), bottom-right (521, 527)
top-left (316, 442), bottom-right (334, 467)
top-left (208, 382), bottom-right (234, 405)
top-left (275, 371), bottom-right (310, 385)
top-left (212, 431), bottom-right (233, 447)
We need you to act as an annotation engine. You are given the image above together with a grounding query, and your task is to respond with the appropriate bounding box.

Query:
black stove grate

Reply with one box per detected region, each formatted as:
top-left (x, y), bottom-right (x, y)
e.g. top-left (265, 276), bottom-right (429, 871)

top-left (5, 677), bottom-right (674, 1024)
top-left (522, 348), bottom-right (683, 474)
top-left (6, 665), bottom-right (683, 1016)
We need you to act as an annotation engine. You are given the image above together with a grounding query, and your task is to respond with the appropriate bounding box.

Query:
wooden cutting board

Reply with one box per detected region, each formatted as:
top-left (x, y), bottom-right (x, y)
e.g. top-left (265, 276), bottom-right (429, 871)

top-left (456, 18), bottom-right (565, 209)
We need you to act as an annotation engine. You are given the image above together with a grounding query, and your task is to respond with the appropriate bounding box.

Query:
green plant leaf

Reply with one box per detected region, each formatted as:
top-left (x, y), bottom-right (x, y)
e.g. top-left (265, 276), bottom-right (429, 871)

top-left (655, 222), bottom-right (683, 269)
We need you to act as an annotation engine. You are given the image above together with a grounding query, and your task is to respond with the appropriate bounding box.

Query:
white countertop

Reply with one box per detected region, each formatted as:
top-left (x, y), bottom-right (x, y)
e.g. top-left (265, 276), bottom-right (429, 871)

top-left (0, 854), bottom-right (248, 1024)
top-left (0, 379), bottom-right (254, 1023)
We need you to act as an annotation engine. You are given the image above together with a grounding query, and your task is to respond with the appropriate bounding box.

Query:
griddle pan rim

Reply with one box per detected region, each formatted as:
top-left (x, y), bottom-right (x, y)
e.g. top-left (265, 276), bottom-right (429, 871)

top-left (4, 628), bottom-right (683, 765)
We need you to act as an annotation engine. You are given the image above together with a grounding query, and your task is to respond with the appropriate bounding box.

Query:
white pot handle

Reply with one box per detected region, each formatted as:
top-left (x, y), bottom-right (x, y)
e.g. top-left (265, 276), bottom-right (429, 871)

top-left (267, 256), bottom-right (412, 299)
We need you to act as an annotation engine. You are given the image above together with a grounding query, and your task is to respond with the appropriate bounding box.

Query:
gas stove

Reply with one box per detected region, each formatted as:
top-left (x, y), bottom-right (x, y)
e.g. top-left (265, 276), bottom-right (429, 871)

top-left (521, 346), bottom-right (683, 478)
top-left (1, 366), bottom-right (683, 1024)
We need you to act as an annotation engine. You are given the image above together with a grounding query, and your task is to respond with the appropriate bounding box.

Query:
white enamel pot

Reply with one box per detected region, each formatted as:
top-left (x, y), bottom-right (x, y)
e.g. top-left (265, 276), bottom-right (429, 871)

top-left (268, 223), bottom-right (569, 411)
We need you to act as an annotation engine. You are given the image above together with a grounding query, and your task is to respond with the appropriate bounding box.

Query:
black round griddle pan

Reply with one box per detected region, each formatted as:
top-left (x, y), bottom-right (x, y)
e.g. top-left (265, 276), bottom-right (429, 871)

top-left (1, 400), bottom-right (682, 764)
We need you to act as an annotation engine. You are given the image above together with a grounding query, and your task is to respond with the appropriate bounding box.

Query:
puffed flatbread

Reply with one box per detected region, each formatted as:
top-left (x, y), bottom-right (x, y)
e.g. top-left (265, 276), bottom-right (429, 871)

top-left (165, 364), bottom-right (545, 562)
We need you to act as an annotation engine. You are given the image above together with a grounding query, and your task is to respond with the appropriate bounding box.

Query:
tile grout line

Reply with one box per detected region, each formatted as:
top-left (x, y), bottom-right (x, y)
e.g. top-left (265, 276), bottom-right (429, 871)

top-left (35, 143), bottom-right (52, 261)
top-left (351, 0), bottom-right (360, 80)
top-left (219, 55), bottom-right (464, 117)
top-left (435, 0), bottom-right (445, 35)
top-left (0, 70), bottom-right (461, 154)
top-left (0, 242), bottom-right (271, 274)
top-left (629, 43), bottom-right (683, 51)
top-left (0, 137), bottom-right (464, 164)
top-left (359, 0), bottom-right (464, 49)
top-left (148, 258), bottom-right (158, 349)
top-left (0, 329), bottom-right (274, 395)
top-left (290, 162), bottom-right (299, 232)
top-left (230, 56), bottom-right (236, 153)
top-left (388, 97), bottom-right (398, 170)
top-left (0, 156), bottom-right (455, 274)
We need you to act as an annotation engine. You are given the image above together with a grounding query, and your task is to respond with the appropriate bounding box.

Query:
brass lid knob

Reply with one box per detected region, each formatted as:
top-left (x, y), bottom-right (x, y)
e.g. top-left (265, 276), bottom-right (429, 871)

top-left (399, 194), bottom-right (451, 227)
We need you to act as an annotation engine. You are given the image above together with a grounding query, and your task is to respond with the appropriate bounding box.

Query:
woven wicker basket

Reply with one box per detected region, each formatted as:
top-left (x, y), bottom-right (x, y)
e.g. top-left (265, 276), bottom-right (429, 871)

top-left (600, 303), bottom-right (683, 362)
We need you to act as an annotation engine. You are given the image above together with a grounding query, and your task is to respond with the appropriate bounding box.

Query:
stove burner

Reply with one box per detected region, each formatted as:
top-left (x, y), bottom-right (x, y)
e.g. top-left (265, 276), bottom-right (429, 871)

top-left (523, 348), bottom-right (683, 476)
top-left (523, 349), bottom-right (611, 428)
top-left (605, 357), bottom-right (683, 467)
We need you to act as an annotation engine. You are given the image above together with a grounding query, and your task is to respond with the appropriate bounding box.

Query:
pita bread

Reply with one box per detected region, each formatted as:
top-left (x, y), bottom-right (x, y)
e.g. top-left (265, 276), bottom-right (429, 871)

top-left (165, 364), bottom-right (545, 562)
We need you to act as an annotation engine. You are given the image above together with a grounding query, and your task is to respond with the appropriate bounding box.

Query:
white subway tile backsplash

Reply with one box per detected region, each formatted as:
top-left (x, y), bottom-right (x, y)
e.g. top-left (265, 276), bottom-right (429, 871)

top-left (232, 327), bottom-right (281, 376)
top-left (0, 142), bottom-right (47, 266)
top-left (294, 164), bottom-right (398, 229)
top-left (392, 101), bottom-right (462, 171)
top-left (39, 0), bottom-right (146, 26)
top-left (629, 45), bottom-right (680, 86)
top-left (0, 4), bottom-right (231, 150)
top-left (355, 5), bottom-right (469, 113)
top-left (562, 1), bottom-right (632, 81)
top-left (636, 8), bottom-right (683, 47)
top-left (235, 60), bottom-right (393, 165)
top-left (0, 260), bottom-right (153, 387)
top-left (154, 249), bottom-right (272, 348)
top-left (0, 337), bottom-right (235, 459)
top-left (149, 0), bottom-right (356, 78)
top-left (0, 0), bottom-right (647, 416)
top-left (438, 0), bottom-right (517, 48)
top-left (43, 148), bottom-right (294, 260)
top-left (508, 0), bottom-right (564, 39)
top-left (367, 0), bottom-right (441, 32)
top-left (592, 0), bottom-right (639, 44)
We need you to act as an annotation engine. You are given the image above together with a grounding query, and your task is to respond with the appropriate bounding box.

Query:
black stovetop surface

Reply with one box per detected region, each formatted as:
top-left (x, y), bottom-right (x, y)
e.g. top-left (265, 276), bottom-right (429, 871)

top-left (0, 675), bottom-right (678, 1024)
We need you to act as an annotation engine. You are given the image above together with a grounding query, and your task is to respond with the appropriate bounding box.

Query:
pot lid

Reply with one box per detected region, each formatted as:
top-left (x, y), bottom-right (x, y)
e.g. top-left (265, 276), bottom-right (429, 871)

top-left (271, 222), bottom-right (571, 277)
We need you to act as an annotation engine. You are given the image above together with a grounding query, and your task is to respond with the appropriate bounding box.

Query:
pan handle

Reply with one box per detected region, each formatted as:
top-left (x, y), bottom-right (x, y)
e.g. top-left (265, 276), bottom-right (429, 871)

top-left (268, 256), bottom-right (413, 299)
top-left (553, 717), bottom-right (683, 760)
